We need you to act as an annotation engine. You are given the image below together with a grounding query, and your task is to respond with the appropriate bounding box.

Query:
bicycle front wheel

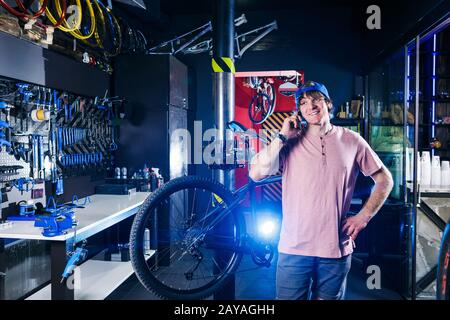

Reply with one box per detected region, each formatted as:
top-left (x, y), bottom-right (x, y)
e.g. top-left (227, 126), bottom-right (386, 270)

top-left (248, 92), bottom-right (271, 124)
top-left (130, 176), bottom-right (245, 300)
top-left (266, 83), bottom-right (276, 116)
top-left (437, 222), bottom-right (450, 300)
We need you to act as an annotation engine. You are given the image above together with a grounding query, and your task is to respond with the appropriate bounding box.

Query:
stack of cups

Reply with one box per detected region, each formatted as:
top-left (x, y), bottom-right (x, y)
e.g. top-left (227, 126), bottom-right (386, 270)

top-left (420, 151), bottom-right (431, 186)
top-left (442, 161), bottom-right (450, 187)
top-left (431, 155), bottom-right (441, 187)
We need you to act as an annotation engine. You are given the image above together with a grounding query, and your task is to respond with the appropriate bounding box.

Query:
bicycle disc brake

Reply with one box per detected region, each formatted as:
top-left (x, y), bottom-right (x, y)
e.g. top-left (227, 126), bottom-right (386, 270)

top-left (251, 243), bottom-right (274, 267)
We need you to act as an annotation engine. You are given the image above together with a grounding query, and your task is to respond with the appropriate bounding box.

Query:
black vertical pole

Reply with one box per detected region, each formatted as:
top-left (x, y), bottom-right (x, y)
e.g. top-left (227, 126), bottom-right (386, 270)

top-left (212, 0), bottom-right (236, 300)
top-left (51, 241), bottom-right (74, 300)
top-left (411, 35), bottom-right (420, 300)
top-left (0, 239), bottom-right (5, 300)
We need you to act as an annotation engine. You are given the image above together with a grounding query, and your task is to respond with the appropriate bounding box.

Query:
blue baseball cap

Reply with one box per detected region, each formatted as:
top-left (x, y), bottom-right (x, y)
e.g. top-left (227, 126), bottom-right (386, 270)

top-left (295, 81), bottom-right (330, 101)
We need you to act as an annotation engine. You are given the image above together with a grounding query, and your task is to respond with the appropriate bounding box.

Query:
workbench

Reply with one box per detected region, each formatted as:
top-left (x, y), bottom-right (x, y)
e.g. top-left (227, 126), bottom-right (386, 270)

top-left (0, 192), bottom-right (151, 300)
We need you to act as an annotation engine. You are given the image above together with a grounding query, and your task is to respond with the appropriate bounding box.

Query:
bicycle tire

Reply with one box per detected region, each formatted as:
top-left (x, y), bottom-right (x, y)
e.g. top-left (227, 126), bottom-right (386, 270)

top-left (130, 175), bottom-right (245, 300)
top-left (437, 222), bottom-right (450, 300)
top-left (14, 0), bottom-right (63, 30)
top-left (248, 92), bottom-right (271, 124)
top-left (0, 0), bottom-right (29, 18)
top-left (14, 0), bottom-right (48, 18)
top-left (266, 83), bottom-right (276, 116)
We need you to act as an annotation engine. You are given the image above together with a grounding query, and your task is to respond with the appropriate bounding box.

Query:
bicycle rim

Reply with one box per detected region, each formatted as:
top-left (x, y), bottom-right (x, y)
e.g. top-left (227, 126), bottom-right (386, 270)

top-left (130, 176), bottom-right (245, 300)
top-left (248, 92), bottom-right (271, 124)
top-left (266, 83), bottom-right (276, 116)
top-left (14, 0), bottom-right (48, 18)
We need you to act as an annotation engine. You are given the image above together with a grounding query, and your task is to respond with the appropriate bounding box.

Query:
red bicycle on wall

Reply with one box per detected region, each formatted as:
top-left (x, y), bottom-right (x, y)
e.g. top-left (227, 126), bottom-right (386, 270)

top-left (247, 77), bottom-right (276, 124)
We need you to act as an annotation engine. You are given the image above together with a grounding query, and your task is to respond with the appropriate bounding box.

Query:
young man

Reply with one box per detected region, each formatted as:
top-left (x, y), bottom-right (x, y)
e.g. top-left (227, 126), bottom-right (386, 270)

top-left (249, 81), bottom-right (393, 300)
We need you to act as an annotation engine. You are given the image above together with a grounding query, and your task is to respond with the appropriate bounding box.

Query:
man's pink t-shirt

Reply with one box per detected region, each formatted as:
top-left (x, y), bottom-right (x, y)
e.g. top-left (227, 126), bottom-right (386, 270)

top-left (278, 125), bottom-right (383, 258)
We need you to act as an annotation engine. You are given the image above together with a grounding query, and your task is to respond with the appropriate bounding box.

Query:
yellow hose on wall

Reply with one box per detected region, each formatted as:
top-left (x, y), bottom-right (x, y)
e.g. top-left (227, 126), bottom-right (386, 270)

top-left (43, 0), bottom-right (82, 32)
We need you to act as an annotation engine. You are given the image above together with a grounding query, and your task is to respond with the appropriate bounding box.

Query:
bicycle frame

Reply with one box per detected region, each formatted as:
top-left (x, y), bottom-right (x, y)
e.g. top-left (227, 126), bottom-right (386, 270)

top-left (194, 175), bottom-right (282, 253)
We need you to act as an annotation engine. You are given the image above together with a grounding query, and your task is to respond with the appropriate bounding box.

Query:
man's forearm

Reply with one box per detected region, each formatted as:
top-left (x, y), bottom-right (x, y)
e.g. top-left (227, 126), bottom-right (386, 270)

top-left (359, 179), bottom-right (393, 222)
top-left (249, 137), bottom-right (284, 180)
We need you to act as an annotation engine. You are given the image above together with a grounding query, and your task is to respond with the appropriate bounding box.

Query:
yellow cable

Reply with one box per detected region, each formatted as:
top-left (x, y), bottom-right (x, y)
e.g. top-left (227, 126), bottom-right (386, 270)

top-left (76, 0), bottom-right (104, 48)
top-left (105, 6), bottom-right (122, 56)
top-left (43, 0), bottom-right (82, 32)
top-left (57, 0), bottom-right (96, 40)
top-left (92, 0), bottom-right (105, 48)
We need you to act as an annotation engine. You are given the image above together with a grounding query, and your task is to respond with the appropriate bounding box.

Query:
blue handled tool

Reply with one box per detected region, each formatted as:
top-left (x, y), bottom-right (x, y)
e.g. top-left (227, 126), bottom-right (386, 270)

top-left (61, 247), bottom-right (88, 281)
top-left (0, 120), bottom-right (10, 128)
top-left (13, 177), bottom-right (35, 194)
top-left (0, 138), bottom-right (11, 149)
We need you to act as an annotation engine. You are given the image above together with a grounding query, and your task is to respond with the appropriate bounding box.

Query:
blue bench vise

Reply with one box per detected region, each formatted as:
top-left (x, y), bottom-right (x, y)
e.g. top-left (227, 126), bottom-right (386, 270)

top-left (34, 206), bottom-right (76, 237)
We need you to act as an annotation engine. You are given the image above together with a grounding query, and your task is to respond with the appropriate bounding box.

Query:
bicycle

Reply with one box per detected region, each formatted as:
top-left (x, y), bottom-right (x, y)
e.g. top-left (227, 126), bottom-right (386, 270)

top-left (247, 77), bottom-right (276, 124)
top-left (437, 222), bottom-right (450, 300)
top-left (129, 120), bottom-right (281, 299)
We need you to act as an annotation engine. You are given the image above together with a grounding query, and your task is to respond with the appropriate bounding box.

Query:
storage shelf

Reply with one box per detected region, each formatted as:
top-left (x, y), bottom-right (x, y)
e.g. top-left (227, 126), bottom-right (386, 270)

top-left (370, 122), bottom-right (450, 127)
top-left (420, 123), bottom-right (450, 127)
top-left (370, 119), bottom-right (407, 126)
top-left (331, 118), bottom-right (363, 126)
top-left (420, 147), bottom-right (450, 152)
top-left (408, 50), bottom-right (450, 56)
top-left (407, 98), bottom-right (450, 103)
top-left (26, 251), bottom-right (155, 300)
top-left (407, 75), bottom-right (450, 80)
top-left (407, 182), bottom-right (450, 194)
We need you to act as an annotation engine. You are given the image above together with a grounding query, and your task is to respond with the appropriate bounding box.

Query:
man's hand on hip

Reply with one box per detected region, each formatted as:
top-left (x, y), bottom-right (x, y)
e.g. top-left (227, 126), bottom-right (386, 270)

top-left (342, 213), bottom-right (371, 240)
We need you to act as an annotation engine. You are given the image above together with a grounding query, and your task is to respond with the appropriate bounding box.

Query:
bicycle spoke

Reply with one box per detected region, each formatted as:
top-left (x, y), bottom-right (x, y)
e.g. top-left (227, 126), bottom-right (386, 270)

top-left (201, 190), bottom-right (211, 230)
top-left (190, 188), bottom-right (197, 222)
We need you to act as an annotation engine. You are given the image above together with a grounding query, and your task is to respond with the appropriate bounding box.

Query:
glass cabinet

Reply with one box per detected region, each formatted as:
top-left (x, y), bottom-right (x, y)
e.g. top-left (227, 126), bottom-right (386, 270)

top-left (367, 15), bottom-right (450, 299)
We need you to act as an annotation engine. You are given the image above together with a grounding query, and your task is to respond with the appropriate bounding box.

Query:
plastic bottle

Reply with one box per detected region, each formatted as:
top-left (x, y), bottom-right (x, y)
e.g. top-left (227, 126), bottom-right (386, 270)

top-left (345, 102), bottom-right (350, 118)
top-left (431, 155), bottom-right (441, 187)
top-left (152, 168), bottom-right (164, 188)
top-left (144, 228), bottom-right (150, 253)
top-left (375, 101), bottom-right (382, 118)
top-left (150, 170), bottom-right (157, 191)
top-left (143, 164), bottom-right (150, 180)
top-left (441, 161), bottom-right (450, 187)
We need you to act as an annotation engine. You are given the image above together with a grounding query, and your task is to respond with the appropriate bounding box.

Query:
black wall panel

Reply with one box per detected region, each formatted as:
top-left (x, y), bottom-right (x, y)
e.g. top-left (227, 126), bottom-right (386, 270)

top-left (0, 32), bottom-right (109, 96)
top-left (114, 55), bottom-right (188, 181)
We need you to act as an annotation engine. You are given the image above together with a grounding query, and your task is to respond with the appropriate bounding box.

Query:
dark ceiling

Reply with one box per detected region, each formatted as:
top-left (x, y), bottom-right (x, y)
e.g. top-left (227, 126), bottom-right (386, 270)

top-left (113, 0), bottom-right (449, 71)
top-left (159, 0), bottom-right (358, 15)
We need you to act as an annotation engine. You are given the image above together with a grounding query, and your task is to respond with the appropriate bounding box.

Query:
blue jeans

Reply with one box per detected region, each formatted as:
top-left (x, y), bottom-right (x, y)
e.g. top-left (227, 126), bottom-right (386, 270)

top-left (276, 253), bottom-right (352, 300)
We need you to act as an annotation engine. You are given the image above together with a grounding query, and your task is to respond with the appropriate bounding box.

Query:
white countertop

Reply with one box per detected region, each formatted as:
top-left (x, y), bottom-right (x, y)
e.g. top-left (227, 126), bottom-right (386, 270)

top-left (0, 192), bottom-right (151, 242)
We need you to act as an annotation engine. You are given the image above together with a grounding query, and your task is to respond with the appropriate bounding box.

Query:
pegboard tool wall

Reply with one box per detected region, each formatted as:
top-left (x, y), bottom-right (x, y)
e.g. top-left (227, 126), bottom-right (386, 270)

top-left (0, 32), bottom-right (113, 215)
top-left (0, 75), bottom-right (119, 219)
top-left (0, 37), bottom-right (118, 218)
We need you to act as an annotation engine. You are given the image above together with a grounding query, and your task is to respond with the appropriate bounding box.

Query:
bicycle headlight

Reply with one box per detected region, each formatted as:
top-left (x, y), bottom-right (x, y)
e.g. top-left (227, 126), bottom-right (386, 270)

top-left (257, 217), bottom-right (279, 239)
